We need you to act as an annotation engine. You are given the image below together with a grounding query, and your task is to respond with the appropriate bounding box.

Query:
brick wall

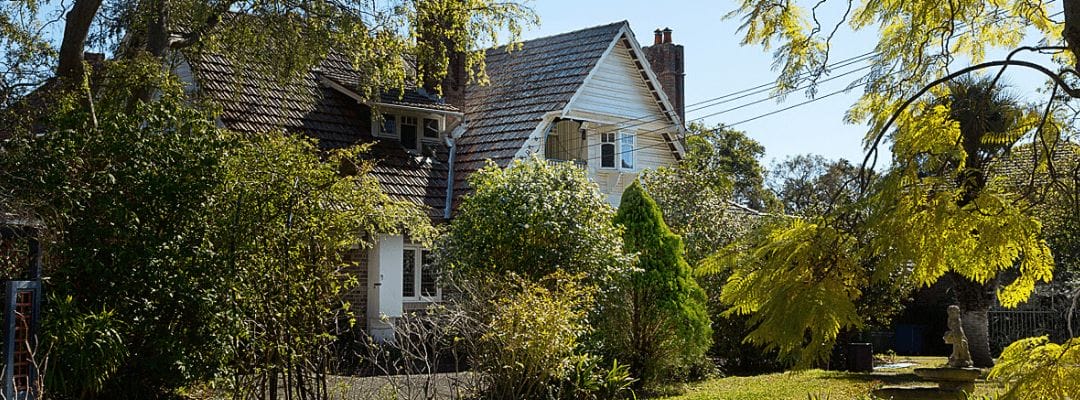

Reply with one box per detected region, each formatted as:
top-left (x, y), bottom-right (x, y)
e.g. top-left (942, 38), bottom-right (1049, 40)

top-left (341, 246), bottom-right (369, 331)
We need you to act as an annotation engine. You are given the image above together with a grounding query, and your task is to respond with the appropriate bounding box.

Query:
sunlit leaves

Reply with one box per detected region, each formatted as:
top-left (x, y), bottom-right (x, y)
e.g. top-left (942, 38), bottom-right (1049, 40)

top-left (989, 336), bottom-right (1080, 399)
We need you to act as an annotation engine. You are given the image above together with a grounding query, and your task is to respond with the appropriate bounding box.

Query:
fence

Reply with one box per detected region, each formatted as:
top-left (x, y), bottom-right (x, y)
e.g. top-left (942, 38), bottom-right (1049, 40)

top-left (989, 309), bottom-right (1079, 355)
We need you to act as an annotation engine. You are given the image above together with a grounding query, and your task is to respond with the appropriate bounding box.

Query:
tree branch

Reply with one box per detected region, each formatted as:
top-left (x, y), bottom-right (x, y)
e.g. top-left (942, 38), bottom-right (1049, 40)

top-left (168, 1), bottom-right (238, 50)
top-left (859, 54), bottom-right (1080, 191)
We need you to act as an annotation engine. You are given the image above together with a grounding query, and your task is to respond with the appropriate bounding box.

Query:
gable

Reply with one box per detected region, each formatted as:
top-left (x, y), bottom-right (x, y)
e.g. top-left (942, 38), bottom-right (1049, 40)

top-left (566, 39), bottom-right (672, 125)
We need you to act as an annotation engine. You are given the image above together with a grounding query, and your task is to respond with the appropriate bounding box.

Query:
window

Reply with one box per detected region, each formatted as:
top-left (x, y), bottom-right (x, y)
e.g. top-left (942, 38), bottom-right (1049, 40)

top-left (402, 246), bottom-right (439, 301)
top-left (600, 131), bottom-right (634, 170)
top-left (423, 118), bottom-right (440, 139)
top-left (380, 114), bottom-right (397, 137)
top-left (401, 116), bottom-right (418, 150)
top-left (620, 132), bottom-right (635, 170)
top-left (373, 113), bottom-right (443, 151)
top-left (600, 132), bottom-right (616, 168)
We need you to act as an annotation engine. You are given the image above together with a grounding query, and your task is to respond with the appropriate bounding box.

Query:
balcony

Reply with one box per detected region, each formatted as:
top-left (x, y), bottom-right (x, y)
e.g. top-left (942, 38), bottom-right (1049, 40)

top-left (544, 119), bottom-right (587, 167)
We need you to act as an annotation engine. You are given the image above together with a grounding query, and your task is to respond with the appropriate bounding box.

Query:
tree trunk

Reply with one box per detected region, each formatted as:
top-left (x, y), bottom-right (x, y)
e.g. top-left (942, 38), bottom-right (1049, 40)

top-left (56, 0), bottom-right (103, 82)
top-left (1063, 0), bottom-right (1080, 71)
top-left (951, 274), bottom-right (996, 368)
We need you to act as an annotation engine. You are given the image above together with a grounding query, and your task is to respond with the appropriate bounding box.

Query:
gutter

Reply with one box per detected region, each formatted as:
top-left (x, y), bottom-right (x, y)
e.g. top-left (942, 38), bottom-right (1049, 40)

top-left (444, 122), bottom-right (466, 220)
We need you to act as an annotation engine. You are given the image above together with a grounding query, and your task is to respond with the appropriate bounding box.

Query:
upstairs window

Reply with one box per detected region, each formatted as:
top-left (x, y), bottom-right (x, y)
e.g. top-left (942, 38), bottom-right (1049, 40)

top-left (620, 132), bottom-right (635, 170)
top-left (423, 118), bottom-right (440, 139)
top-left (373, 113), bottom-right (444, 151)
top-left (380, 114), bottom-right (397, 137)
top-left (601, 131), bottom-right (634, 170)
top-left (601, 132), bottom-right (617, 168)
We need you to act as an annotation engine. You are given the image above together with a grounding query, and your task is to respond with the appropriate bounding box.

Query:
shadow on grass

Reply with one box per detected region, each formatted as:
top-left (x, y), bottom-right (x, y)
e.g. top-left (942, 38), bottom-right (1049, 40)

top-left (821, 372), bottom-right (926, 386)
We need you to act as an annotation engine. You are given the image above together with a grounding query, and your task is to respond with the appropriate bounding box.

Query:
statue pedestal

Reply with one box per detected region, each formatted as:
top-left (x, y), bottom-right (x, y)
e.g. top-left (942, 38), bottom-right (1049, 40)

top-left (871, 367), bottom-right (980, 400)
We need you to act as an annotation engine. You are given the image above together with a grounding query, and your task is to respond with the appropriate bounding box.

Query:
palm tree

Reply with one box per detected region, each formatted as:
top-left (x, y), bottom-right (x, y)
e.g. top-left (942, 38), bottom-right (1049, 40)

top-left (941, 75), bottom-right (1026, 368)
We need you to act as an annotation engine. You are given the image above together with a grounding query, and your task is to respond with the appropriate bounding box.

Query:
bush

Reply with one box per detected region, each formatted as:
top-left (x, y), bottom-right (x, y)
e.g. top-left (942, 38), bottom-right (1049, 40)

top-left (440, 156), bottom-right (630, 287)
top-left (473, 272), bottom-right (597, 399)
top-left (599, 181), bottom-right (712, 388)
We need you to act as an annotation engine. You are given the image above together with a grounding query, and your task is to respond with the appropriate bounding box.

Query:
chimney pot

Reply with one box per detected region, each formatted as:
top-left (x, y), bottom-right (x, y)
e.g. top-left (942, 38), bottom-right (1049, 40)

top-left (662, 27), bottom-right (672, 44)
top-left (653, 29), bottom-right (663, 45)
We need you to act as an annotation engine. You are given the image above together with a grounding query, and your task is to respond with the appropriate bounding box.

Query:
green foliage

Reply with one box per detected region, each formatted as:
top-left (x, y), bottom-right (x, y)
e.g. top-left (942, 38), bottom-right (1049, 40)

top-left (0, 59), bottom-right (430, 398)
top-left (442, 156), bottom-right (630, 285)
top-left (601, 181), bottom-right (712, 387)
top-left (41, 295), bottom-right (127, 400)
top-left (988, 336), bottom-right (1080, 399)
top-left (559, 354), bottom-right (637, 400)
top-left (705, 78), bottom-right (1060, 369)
top-left (473, 272), bottom-right (598, 400)
top-left (640, 124), bottom-right (770, 264)
top-left (0, 1), bottom-right (536, 108)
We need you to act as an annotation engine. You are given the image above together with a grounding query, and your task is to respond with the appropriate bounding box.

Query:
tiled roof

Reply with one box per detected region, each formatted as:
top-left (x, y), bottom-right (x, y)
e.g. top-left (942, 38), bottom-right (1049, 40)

top-left (990, 141), bottom-right (1080, 189)
top-left (187, 52), bottom-right (452, 219)
top-left (455, 21), bottom-right (627, 195)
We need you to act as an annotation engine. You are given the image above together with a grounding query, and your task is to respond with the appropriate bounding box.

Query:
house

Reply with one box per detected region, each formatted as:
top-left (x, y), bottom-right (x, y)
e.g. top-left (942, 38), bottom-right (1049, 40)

top-left (184, 21), bottom-right (687, 340)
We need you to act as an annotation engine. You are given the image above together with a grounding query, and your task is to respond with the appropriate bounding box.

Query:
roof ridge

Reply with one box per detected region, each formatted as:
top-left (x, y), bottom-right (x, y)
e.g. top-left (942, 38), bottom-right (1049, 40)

top-left (487, 20), bottom-right (627, 51)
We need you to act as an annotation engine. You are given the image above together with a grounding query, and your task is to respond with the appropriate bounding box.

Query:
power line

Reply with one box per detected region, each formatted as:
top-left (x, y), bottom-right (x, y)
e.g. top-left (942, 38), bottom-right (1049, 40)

top-left (586, 8), bottom-right (1065, 161)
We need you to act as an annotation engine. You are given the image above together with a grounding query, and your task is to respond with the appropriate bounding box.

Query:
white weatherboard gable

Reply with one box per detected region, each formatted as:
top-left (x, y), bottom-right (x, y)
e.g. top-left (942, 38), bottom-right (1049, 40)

top-left (564, 26), bottom-right (685, 159)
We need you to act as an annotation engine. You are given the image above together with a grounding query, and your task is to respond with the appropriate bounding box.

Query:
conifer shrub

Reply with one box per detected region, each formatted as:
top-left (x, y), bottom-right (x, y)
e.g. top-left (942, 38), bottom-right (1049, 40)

top-left (599, 181), bottom-right (712, 388)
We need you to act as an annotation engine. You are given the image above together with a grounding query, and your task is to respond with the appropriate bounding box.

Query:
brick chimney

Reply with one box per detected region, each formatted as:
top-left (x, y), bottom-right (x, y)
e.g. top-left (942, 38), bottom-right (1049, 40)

top-left (642, 27), bottom-right (685, 123)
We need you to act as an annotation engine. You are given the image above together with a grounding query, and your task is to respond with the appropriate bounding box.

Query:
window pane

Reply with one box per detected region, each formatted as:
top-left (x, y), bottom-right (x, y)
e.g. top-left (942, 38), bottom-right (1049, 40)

top-left (601, 144), bottom-right (615, 168)
top-left (620, 133), bottom-right (634, 169)
top-left (380, 114), bottom-right (396, 136)
top-left (401, 117), bottom-right (418, 150)
top-left (601, 132), bottom-right (616, 168)
top-left (423, 118), bottom-right (440, 138)
top-left (421, 250), bottom-right (437, 297)
top-left (402, 249), bottom-right (415, 298)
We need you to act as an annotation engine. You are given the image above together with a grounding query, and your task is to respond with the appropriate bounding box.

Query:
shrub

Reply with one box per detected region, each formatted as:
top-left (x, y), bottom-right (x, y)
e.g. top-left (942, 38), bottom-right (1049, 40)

top-left (472, 272), bottom-right (597, 399)
top-left (599, 181), bottom-right (713, 387)
top-left (440, 156), bottom-right (630, 287)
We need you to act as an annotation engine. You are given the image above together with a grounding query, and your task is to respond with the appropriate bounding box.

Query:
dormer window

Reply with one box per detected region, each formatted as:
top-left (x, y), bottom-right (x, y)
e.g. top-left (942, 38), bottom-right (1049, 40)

top-left (400, 116), bottom-right (418, 150)
top-left (380, 114), bottom-right (397, 136)
top-left (424, 118), bottom-right (440, 139)
top-left (374, 112), bottom-right (444, 152)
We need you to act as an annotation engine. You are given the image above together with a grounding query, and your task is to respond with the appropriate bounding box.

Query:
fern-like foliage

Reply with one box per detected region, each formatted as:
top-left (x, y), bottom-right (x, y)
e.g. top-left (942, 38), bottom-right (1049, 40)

top-left (988, 336), bottom-right (1080, 399)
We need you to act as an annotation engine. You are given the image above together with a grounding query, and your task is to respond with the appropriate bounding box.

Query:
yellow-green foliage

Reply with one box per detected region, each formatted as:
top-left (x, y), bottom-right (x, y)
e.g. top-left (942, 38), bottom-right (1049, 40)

top-left (989, 336), bottom-right (1080, 399)
top-left (707, 216), bottom-right (865, 368)
top-left (475, 272), bottom-right (597, 399)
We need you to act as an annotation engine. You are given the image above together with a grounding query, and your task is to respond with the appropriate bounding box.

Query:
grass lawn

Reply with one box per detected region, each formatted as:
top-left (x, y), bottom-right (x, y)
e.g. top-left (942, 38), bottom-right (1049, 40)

top-left (663, 357), bottom-right (1003, 400)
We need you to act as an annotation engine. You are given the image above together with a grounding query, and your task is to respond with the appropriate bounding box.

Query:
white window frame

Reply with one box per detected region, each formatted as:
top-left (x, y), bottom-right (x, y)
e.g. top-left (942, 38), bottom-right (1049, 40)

top-left (373, 111), bottom-right (445, 152)
top-left (620, 131), bottom-right (635, 170)
top-left (600, 130), bottom-right (635, 171)
top-left (402, 245), bottom-right (441, 302)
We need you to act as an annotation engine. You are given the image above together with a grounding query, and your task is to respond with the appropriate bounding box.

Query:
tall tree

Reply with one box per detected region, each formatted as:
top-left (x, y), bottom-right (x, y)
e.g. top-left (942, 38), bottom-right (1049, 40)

top-left (0, 0), bottom-right (535, 114)
top-left (714, 0), bottom-right (1078, 367)
top-left (602, 181), bottom-right (711, 387)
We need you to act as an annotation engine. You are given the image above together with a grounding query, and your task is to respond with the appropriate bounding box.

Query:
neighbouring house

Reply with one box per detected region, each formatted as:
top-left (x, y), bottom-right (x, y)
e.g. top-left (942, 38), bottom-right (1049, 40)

top-left (184, 21), bottom-right (687, 340)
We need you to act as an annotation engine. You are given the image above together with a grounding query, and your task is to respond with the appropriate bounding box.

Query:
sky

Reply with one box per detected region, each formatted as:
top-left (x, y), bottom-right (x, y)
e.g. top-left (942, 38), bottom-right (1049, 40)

top-left (515, 0), bottom-right (1063, 168)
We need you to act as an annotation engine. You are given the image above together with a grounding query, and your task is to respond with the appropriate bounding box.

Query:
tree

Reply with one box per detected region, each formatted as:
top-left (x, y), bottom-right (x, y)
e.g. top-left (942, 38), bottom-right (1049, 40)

top-left (0, 0), bottom-right (535, 123)
top-left (639, 125), bottom-right (776, 374)
top-left (440, 156), bottom-right (630, 285)
top-left (0, 60), bottom-right (434, 398)
top-left (640, 123), bottom-right (773, 263)
top-left (600, 181), bottom-right (711, 387)
top-left (716, 0), bottom-right (1078, 368)
top-left (769, 155), bottom-right (862, 217)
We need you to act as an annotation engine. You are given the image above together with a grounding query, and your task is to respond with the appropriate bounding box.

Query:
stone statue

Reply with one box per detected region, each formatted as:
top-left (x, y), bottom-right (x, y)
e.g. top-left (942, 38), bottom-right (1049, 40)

top-left (943, 305), bottom-right (973, 368)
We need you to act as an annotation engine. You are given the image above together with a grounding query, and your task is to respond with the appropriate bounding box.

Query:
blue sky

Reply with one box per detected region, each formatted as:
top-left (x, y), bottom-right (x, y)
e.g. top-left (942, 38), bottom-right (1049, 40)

top-left (517, 0), bottom-right (1062, 168)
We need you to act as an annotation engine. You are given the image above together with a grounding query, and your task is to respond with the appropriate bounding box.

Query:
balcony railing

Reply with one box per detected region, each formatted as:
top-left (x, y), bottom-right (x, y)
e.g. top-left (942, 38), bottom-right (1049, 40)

top-left (546, 158), bottom-right (587, 168)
